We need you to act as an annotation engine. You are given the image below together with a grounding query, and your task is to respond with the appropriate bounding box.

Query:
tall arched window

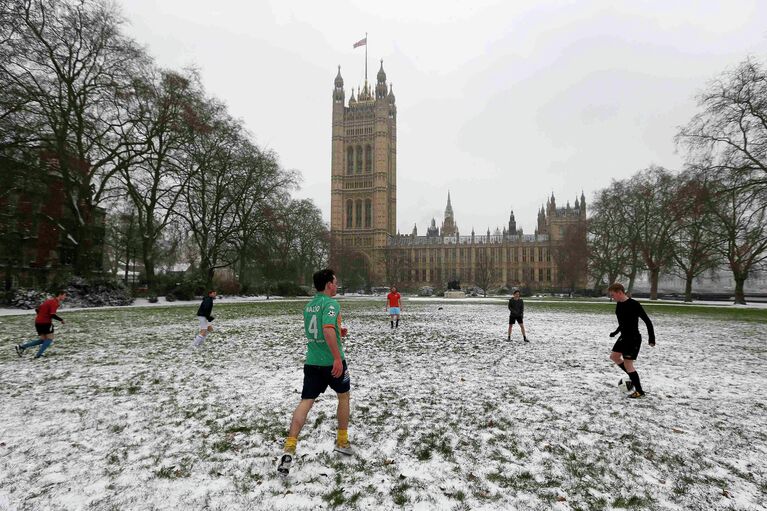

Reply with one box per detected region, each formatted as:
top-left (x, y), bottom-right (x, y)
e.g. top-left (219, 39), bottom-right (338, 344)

top-left (355, 199), bottom-right (363, 227)
top-left (364, 199), bottom-right (372, 228)
top-left (355, 146), bottom-right (363, 174)
top-left (346, 147), bottom-right (354, 175)
top-left (365, 145), bottom-right (372, 172)
top-left (346, 200), bottom-right (353, 228)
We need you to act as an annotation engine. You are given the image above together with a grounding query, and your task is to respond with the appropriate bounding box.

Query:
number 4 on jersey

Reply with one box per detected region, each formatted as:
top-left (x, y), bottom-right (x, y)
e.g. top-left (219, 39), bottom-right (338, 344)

top-left (308, 314), bottom-right (319, 339)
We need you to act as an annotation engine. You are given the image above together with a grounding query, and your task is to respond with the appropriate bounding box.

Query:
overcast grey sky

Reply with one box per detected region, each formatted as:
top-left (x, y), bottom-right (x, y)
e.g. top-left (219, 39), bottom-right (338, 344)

top-left (121, 0), bottom-right (767, 234)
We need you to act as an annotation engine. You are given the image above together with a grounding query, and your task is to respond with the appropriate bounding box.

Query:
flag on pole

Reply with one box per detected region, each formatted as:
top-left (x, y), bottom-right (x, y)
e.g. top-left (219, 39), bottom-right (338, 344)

top-left (353, 37), bottom-right (367, 48)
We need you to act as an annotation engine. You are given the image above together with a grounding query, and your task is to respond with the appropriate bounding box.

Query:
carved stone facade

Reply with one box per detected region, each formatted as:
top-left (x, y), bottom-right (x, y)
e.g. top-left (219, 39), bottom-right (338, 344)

top-left (329, 62), bottom-right (587, 290)
top-left (387, 192), bottom-right (586, 289)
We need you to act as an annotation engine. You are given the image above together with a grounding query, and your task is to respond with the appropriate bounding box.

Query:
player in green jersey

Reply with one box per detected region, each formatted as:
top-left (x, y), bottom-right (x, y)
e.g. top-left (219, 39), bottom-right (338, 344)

top-left (278, 268), bottom-right (351, 475)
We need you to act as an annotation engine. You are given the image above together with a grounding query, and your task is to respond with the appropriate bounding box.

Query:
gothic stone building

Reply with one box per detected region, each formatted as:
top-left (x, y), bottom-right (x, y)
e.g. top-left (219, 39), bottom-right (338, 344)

top-left (329, 61), bottom-right (586, 290)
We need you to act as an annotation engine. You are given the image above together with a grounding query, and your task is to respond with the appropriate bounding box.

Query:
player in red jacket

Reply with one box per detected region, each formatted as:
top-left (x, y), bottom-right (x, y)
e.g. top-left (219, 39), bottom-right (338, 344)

top-left (15, 291), bottom-right (67, 359)
top-left (386, 286), bottom-right (402, 328)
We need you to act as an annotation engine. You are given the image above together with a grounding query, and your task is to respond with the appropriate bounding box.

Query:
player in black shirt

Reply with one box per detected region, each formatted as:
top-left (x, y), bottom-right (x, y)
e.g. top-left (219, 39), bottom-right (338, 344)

top-left (607, 283), bottom-right (655, 398)
top-left (507, 290), bottom-right (529, 342)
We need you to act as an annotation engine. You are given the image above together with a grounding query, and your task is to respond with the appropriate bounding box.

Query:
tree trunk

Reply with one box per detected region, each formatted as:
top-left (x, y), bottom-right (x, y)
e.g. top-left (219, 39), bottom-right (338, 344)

top-left (71, 192), bottom-right (96, 277)
top-left (649, 267), bottom-right (659, 300)
top-left (627, 268), bottom-right (637, 294)
top-left (124, 246), bottom-right (130, 285)
top-left (733, 275), bottom-right (747, 305)
top-left (141, 236), bottom-right (155, 291)
top-left (684, 273), bottom-right (693, 303)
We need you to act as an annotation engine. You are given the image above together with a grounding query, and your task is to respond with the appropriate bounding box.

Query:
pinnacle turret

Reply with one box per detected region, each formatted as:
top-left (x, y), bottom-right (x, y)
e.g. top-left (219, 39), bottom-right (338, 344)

top-left (333, 65), bottom-right (345, 102)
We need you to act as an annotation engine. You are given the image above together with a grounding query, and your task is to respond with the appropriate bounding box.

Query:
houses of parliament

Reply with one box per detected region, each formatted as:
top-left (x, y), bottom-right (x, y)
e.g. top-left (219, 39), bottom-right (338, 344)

top-left (329, 61), bottom-right (587, 290)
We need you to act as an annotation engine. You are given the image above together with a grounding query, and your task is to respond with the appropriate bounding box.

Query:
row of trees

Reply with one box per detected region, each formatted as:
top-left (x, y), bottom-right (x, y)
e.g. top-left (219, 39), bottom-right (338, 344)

top-left (0, 0), bottom-right (328, 291)
top-left (589, 59), bottom-right (767, 304)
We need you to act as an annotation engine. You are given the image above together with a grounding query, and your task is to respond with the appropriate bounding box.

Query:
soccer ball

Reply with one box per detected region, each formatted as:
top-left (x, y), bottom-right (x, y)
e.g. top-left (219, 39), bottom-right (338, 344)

top-left (617, 378), bottom-right (632, 392)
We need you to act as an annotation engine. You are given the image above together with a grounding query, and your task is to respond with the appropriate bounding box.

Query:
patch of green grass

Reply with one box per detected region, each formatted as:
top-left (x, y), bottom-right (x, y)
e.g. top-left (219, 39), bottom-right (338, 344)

top-left (313, 411), bottom-right (327, 429)
top-left (211, 439), bottom-right (233, 452)
top-left (323, 487), bottom-right (346, 507)
top-left (612, 495), bottom-right (655, 508)
top-left (225, 424), bottom-right (253, 434)
top-left (414, 429), bottom-right (454, 461)
top-left (391, 481), bottom-right (410, 506)
top-left (156, 464), bottom-right (191, 479)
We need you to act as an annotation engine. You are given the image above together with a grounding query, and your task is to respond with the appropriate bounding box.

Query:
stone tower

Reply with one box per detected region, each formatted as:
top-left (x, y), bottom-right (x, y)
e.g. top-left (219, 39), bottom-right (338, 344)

top-left (330, 61), bottom-right (397, 285)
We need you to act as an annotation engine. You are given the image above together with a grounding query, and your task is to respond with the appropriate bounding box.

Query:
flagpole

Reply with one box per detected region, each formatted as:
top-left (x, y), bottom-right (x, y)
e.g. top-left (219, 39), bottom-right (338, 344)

top-left (365, 32), bottom-right (368, 83)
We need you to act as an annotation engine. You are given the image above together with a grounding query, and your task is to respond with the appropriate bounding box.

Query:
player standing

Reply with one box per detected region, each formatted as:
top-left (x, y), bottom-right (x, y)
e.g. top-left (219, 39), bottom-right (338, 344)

top-left (15, 291), bottom-right (67, 359)
top-left (607, 283), bottom-right (656, 398)
top-left (278, 269), bottom-right (351, 476)
top-left (386, 286), bottom-right (402, 329)
top-left (507, 290), bottom-right (529, 342)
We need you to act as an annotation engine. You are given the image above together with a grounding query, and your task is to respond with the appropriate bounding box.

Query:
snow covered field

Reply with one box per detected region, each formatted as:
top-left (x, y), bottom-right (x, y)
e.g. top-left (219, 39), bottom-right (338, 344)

top-left (0, 299), bottom-right (765, 510)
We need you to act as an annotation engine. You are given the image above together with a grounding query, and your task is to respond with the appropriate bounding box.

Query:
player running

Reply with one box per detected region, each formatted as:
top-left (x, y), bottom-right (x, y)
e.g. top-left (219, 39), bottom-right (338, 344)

top-left (15, 291), bottom-right (67, 359)
top-left (507, 289), bottom-right (529, 342)
top-left (278, 269), bottom-right (351, 476)
top-left (192, 290), bottom-right (216, 349)
top-left (386, 286), bottom-right (402, 328)
top-left (607, 283), bottom-right (655, 398)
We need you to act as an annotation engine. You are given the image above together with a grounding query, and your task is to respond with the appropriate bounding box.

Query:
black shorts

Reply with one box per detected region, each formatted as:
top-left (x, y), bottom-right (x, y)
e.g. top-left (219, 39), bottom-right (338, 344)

top-left (35, 323), bottom-right (54, 335)
top-left (612, 335), bottom-right (641, 360)
top-left (301, 360), bottom-right (350, 400)
top-left (509, 315), bottom-right (523, 325)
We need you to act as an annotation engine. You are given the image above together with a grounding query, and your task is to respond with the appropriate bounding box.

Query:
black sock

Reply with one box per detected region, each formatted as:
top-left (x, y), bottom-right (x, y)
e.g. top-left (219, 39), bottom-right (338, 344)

top-left (390, 321), bottom-right (394, 328)
top-left (396, 319), bottom-right (399, 327)
top-left (628, 371), bottom-right (643, 393)
top-left (618, 362), bottom-right (629, 374)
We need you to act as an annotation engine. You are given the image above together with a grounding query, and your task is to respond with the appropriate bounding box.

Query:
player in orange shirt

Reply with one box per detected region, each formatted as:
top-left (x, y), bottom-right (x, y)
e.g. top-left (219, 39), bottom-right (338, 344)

top-left (386, 286), bottom-right (402, 328)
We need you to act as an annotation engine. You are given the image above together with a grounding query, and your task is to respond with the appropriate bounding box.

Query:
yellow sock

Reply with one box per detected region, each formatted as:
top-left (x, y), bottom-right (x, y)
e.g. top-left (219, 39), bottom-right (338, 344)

top-left (284, 436), bottom-right (297, 454)
top-left (337, 429), bottom-right (348, 445)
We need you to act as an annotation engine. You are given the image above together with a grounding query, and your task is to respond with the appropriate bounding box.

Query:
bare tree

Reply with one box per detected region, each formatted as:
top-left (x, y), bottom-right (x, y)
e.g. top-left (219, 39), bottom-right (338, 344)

top-left (667, 171), bottom-right (722, 302)
top-left (176, 100), bottom-right (250, 285)
top-left (230, 148), bottom-right (298, 286)
top-left (474, 248), bottom-right (495, 297)
top-left (554, 219), bottom-right (589, 292)
top-left (677, 57), bottom-right (767, 304)
top-left (587, 187), bottom-right (633, 293)
top-left (1, 0), bottom-right (148, 274)
top-left (119, 68), bottom-right (198, 290)
top-left (626, 166), bottom-right (680, 300)
top-left (707, 174), bottom-right (767, 304)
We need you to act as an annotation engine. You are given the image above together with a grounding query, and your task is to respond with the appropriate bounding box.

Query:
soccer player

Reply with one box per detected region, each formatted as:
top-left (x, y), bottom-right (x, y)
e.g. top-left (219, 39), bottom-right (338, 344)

top-left (278, 268), bottom-right (350, 476)
top-left (386, 286), bottom-right (402, 328)
top-left (607, 282), bottom-right (656, 398)
top-left (192, 290), bottom-right (216, 349)
top-left (507, 289), bottom-right (529, 342)
top-left (15, 290), bottom-right (67, 359)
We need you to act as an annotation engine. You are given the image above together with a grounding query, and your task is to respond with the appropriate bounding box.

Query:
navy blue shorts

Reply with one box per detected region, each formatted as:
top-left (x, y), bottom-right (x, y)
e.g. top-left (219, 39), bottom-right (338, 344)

top-left (612, 335), bottom-right (641, 360)
top-left (301, 360), bottom-right (350, 399)
top-left (509, 315), bottom-right (523, 325)
top-left (35, 323), bottom-right (54, 335)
